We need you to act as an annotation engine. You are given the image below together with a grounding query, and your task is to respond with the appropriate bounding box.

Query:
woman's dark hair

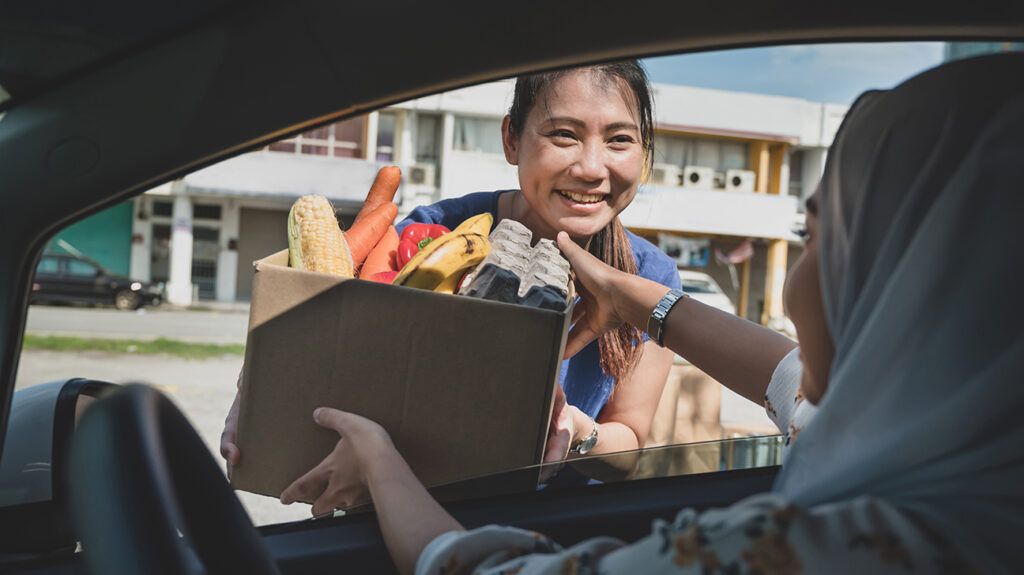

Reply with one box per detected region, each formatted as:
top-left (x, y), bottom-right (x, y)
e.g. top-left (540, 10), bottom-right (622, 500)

top-left (508, 60), bottom-right (654, 383)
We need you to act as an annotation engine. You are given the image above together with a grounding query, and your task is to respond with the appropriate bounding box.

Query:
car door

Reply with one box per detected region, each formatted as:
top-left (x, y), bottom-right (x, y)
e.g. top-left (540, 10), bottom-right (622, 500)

top-left (63, 259), bottom-right (107, 305)
top-left (30, 256), bottom-right (63, 303)
top-left (0, 4), bottom-right (1022, 575)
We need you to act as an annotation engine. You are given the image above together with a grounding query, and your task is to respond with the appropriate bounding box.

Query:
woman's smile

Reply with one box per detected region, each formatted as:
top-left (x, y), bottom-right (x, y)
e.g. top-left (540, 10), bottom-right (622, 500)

top-left (555, 189), bottom-right (608, 213)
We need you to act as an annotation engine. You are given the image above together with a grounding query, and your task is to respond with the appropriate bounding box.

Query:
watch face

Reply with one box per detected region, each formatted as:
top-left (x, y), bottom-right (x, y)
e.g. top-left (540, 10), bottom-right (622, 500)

top-left (576, 434), bottom-right (598, 455)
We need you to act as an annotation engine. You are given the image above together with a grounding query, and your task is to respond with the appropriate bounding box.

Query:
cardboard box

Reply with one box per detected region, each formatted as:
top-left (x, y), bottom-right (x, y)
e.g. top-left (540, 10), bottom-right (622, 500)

top-left (231, 249), bottom-right (572, 501)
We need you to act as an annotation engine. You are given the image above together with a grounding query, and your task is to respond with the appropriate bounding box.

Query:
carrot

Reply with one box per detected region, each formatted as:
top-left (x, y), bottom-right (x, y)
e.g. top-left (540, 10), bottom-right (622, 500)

top-left (359, 225), bottom-right (400, 279)
top-left (346, 201), bottom-right (399, 268)
top-left (354, 166), bottom-right (401, 225)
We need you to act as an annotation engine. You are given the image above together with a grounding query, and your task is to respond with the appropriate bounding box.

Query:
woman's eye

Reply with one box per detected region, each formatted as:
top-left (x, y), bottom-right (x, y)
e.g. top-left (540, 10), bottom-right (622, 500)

top-left (792, 224), bottom-right (810, 242)
top-left (549, 130), bottom-right (576, 140)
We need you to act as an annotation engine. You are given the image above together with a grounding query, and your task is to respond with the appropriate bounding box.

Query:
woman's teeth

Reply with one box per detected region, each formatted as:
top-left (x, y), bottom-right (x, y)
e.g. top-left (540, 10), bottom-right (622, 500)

top-left (557, 190), bottom-right (604, 204)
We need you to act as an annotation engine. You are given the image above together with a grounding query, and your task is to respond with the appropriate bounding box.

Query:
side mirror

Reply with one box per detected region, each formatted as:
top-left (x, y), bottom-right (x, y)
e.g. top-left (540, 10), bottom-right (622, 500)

top-left (0, 379), bottom-right (116, 557)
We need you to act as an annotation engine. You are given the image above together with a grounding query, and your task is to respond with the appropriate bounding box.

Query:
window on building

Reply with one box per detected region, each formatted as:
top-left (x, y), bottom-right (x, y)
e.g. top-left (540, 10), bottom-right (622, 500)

top-left (193, 204), bottom-right (222, 220)
top-left (453, 116), bottom-right (503, 155)
top-left (152, 200), bottom-right (173, 217)
top-left (788, 149), bottom-right (805, 206)
top-left (267, 116), bottom-right (366, 158)
top-left (416, 114), bottom-right (442, 163)
top-left (653, 134), bottom-right (749, 173)
top-left (376, 111), bottom-right (396, 162)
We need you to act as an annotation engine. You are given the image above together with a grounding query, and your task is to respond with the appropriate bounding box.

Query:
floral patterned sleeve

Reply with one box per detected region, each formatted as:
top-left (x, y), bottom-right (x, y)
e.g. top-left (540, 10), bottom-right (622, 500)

top-left (763, 347), bottom-right (817, 448)
top-left (416, 493), bottom-right (963, 575)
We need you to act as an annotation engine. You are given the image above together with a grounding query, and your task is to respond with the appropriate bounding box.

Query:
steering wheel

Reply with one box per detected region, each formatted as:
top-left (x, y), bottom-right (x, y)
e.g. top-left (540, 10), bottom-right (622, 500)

top-left (68, 384), bottom-right (281, 575)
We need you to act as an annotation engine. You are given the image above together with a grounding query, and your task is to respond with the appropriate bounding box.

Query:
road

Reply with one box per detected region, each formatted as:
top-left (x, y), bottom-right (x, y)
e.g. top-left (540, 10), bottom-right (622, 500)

top-left (15, 349), bottom-right (312, 526)
top-left (25, 305), bottom-right (250, 344)
top-left (14, 305), bottom-right (775, 526)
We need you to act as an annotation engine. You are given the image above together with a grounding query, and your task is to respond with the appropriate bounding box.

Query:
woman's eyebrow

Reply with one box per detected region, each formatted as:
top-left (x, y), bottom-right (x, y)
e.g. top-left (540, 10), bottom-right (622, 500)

top-left (543, 116), bottom-right (638, 131)
top-left (805, 196), bottom-right (818, 215)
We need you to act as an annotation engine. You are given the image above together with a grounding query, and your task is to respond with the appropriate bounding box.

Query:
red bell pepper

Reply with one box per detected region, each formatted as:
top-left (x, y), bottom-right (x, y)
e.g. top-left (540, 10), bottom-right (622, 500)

top-left (396, 223), bottom-right (450, 269)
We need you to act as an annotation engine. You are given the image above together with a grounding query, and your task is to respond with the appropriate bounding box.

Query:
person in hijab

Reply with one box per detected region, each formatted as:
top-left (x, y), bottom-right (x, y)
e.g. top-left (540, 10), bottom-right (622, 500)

top-left (278, 53), bottom-right (1024, 574)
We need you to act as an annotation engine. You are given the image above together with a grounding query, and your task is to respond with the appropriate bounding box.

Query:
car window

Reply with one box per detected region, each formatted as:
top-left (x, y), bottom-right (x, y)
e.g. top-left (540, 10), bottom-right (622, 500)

top-left (66, 260), bottom-right (99, 277)
top-left (35, 257), bottom-right (59, 275)
top-left (14, 40), bottom-right (1019, 527)
top-left (681, 279), bottom-right (716, 294)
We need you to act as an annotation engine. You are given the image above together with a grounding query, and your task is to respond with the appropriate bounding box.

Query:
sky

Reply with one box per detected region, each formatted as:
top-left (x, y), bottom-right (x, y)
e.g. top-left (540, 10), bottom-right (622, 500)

top-left (642, 42), bottom-right (946, 106)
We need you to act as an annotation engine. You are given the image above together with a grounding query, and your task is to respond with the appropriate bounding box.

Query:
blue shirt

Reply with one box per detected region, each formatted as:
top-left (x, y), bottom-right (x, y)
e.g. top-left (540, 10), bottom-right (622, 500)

top-left (398, 190), bottom-right (682, 419)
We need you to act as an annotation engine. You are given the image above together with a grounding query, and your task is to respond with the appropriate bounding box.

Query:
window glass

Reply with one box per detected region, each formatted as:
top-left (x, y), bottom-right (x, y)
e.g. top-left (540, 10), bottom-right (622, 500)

top-left (67, 260), bottom-right (98, 277)
top-left (681, 279), bottom-right (716, 294)
top-left (193, 204), bottom-right (222, 220)
top-left (35, 257), bottom-right (60, 275)
top-left (453, 116), bottom-right (503, 154)
top-left (152, 201), bottom-right (173, 217)
top-left (18, 41), bottom-right (988, 528)
top-left (376, 111), bottom-right (397, 162)
top-left (416, 114), bottom-right (442, 162)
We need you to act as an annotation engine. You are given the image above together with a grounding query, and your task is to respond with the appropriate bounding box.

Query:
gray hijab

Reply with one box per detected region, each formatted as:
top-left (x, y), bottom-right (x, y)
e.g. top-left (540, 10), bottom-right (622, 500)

top-left (774, 53), bottom-right (1024, 574)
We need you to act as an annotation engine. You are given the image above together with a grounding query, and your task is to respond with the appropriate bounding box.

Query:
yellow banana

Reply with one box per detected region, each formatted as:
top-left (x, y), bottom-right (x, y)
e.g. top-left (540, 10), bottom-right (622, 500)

top-left (456, 212), bottom-right (493, 236)
top-left (393, 213), bottom-right (494, 291)
top-left (394, 232), bottom-right (490, 290)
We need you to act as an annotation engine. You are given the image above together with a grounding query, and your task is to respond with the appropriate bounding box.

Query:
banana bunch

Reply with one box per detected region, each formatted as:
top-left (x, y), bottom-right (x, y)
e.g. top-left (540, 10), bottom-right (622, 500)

top-left (393, 213), bottom-right (492, 293)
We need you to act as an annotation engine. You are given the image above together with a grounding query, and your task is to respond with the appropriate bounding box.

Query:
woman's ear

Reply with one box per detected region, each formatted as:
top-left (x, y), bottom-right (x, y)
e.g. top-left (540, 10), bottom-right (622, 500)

top-left (501, 115), bottom-right (519, 165)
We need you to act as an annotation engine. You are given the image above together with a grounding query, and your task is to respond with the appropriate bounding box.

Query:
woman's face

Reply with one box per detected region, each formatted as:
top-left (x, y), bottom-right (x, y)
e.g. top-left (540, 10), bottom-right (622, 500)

top-left (502, 70), bottom-right (645, 241)
top-left (783, 197), bottom-right (835, 405)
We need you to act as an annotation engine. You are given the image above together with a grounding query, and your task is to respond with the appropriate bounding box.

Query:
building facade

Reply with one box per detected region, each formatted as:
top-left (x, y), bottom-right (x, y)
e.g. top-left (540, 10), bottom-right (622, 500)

top-left (63, 78), bottom-right (848, 326)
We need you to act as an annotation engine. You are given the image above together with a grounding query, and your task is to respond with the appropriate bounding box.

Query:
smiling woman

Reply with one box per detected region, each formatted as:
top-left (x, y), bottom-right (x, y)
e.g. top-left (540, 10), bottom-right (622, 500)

top-left (220, 61), bottom-right (682, 497)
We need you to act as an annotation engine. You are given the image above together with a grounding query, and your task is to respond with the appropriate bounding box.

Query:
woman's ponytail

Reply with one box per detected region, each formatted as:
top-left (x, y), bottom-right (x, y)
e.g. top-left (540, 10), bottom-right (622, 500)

top-left (588, 217), bottom-right (643, 382)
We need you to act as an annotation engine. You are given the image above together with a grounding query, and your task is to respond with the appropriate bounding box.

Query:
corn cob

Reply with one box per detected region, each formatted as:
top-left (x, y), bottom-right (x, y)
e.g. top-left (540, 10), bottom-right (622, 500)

top-left (287, 195), bottom-right (354, 277)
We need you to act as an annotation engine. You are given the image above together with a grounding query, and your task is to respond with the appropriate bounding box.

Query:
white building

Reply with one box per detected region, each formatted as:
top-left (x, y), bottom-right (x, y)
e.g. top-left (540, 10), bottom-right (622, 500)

top-left (127, 79), bottom-right (847, 324)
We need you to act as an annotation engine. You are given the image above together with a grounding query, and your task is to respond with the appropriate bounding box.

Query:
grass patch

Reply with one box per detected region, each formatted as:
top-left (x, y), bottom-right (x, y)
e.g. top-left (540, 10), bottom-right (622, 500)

top-left (23, 335), bottom-right (245, 359)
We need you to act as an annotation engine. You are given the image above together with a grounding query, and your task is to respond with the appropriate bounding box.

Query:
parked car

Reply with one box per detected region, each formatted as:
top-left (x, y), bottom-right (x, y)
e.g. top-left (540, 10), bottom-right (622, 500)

top-left (30, 254), bottom-right (163, 311)
top-left (0, 3), bottom-right (1019, 574)
top-left (678, 270), bottom-right (736, 314)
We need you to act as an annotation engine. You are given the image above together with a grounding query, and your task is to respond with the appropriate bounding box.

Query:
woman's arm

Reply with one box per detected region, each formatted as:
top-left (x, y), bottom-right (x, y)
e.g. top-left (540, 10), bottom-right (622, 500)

top-left (558, 233), bottom-right (796, 405)
top-left (566, 341), bottom-right (675, 455)
top-left (280, 408), bottom-right (463, 575)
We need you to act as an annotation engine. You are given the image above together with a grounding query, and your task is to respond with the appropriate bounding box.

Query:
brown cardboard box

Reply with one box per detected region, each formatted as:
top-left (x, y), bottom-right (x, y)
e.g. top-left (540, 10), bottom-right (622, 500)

top-left (231, 249), bottom-right (572, 501)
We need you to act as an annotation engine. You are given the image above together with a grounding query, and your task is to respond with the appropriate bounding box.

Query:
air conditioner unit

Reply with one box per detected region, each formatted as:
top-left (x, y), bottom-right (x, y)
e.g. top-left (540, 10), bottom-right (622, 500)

top-left (407, 163), bottom-right (436, 186)
top-left (725, 169), bottom-right (756, 193)
top-left (682, 165), bottom-right (714, 189)
top-left (649, 163), bottom-right (682, 186)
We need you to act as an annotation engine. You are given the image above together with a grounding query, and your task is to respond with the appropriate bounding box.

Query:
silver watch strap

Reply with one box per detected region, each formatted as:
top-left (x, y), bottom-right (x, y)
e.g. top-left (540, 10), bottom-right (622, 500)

top-left (646, 288), bottom-right (686, 347)
top-left (570, 416), bottom-right (599, 455)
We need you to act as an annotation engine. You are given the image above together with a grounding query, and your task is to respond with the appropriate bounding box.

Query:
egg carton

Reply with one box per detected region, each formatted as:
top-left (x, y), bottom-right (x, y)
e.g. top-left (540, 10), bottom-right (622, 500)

top-left (460, 219), bottom-right (571, 311)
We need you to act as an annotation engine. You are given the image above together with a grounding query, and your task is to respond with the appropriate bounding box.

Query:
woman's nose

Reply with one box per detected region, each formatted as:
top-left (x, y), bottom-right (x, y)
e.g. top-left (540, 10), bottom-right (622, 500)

top-left (570, 143), bottom-right (608, 182)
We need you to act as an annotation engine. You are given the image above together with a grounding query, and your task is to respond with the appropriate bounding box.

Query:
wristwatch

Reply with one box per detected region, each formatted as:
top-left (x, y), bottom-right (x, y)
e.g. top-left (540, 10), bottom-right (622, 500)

top-left (569, 416), bottom-right (599, 455)
top-left (646, 288), bottom-right (686, 347)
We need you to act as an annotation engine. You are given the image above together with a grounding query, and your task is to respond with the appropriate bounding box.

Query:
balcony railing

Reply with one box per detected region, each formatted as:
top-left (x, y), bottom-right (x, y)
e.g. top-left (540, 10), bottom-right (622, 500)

top-left (622, 185), bottom-right (799, 240)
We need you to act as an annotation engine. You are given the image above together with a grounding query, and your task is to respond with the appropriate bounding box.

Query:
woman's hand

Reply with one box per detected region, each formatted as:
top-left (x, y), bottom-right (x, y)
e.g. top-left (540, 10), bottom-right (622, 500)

top-left (220, 379), bottom-right (243, 475)
top-left (543, 385), bottom-right (575, 464)
top-left (279, 408), bottom-right (396, 516)
top-left (557, 231), bottom-right (630, 358)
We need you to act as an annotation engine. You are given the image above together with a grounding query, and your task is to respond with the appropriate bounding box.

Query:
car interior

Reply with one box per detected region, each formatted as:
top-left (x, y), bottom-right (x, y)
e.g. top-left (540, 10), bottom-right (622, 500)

top-left (1, 2), bottom-right (1022, 573)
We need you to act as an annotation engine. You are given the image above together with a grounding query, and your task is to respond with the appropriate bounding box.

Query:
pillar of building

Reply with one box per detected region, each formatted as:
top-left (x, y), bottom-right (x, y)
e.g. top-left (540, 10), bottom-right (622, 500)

top-left (216, 200), bottom-right (240, 302)
top-left (437, 112), bottom-right (455, 201)
top-left (749, 141), bottom-right (771, 193)
top-left (364, 111), bottom-right (379, 161)
top-left (129, 196), bottom-right (152, 282)
top-left (762, 142), bottom-right (791, 326)
top-left (738, 258), bottom-right (752, 320)
top-left (396, 110), bottom-right (419, 209)
top-left (768, 143), bottom-right (790, 195)
top-left (762, 240), bottom-right (788, 325)
top-left (166, 184), bottom-right (194, 306)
